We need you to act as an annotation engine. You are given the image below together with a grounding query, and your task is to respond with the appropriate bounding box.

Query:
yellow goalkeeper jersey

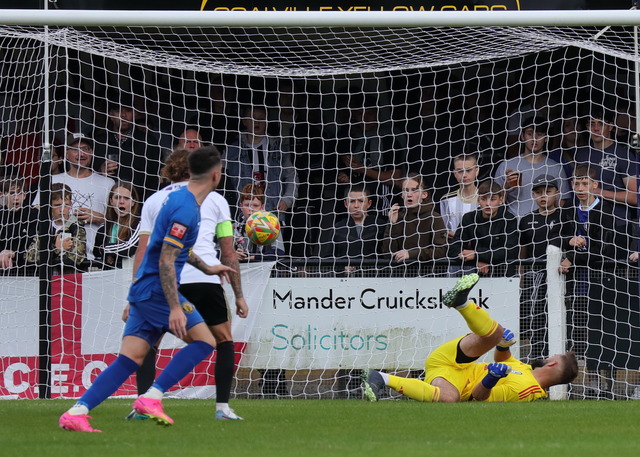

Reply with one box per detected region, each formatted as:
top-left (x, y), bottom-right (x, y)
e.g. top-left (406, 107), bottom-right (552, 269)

top-left (461, 355), bottom-right (547, 402)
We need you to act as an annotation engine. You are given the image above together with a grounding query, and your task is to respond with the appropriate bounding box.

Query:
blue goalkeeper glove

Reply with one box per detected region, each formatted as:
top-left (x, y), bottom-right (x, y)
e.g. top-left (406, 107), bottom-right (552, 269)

top-left (481, 363), bottom-right (512, 389)
top-left (496, 328), bottom-right (516, 352)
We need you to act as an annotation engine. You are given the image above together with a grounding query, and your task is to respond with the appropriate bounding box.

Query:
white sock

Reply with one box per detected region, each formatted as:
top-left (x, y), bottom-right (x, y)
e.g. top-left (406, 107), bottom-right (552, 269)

top-left (141, 386), bottom-right (163, 400)
top-left (379, 372), bottom-right (390, 385)
top-left (216, 402), bottom-right (230, 413)
top-left (68, 403), bottom-right (89, 415)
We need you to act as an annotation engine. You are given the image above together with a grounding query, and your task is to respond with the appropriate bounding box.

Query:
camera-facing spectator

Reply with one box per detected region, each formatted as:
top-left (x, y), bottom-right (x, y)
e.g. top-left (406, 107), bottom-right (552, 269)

top-left (439, 153), bottom-right (479, 240)
top-left (93, 182), bottom-right (141, 270)
top-left (518, 174), bottom-right (573, 360)
top-left (559, 164), bottom-right (622, 274)
top-left (233, 183), bottom-right (284, 262)
top-left (224, 105), bottom-right (298, 217)
top-left (0, 177), bottom-right (39, 274)
top-left (494, 116), bottom-right (570, 219)
top-left (319, 183), bottom-right (385, 261)
top-left (176, 127), bottom-right (204, 152)
top-left (93, 91), bottom-right (162, 202)
top-left (383, 173), bottom-right (448, 264)
top-left (337, 104), bottom-right (407, 216)
top-left (448, 179), bottom-right (519, 276)
top-left (25, 183), bottom-right (88, 273)
top-left (574, 107), bottom-right (638, 232)
top-left (32, 134), bottom-right (114, 260)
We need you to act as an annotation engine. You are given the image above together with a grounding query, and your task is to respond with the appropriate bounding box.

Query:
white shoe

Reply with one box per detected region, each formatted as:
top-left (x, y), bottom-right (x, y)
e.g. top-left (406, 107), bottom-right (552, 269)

top-left (215, 409), bottom-right (244, 420)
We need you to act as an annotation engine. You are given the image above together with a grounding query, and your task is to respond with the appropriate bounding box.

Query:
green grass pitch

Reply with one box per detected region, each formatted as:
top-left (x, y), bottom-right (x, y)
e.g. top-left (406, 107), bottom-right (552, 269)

top-left (1, 399), bottom-right (638, 457)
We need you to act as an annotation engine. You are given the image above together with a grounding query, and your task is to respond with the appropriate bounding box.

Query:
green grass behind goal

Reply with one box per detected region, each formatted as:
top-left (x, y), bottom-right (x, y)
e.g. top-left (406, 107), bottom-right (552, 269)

top-left (1, 399), bottom-right (638, 457)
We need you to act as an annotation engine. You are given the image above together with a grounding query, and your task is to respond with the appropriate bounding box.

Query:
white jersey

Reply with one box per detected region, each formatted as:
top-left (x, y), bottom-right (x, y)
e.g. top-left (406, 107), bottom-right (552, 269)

top-left (439, 189), bottom-right (478, 233)
top-left (138, 181), bottom-right (189, 235)
top-left (180, 191), bottom-right (232, 285)
top-left (33, 172), bottom-right (115, 260)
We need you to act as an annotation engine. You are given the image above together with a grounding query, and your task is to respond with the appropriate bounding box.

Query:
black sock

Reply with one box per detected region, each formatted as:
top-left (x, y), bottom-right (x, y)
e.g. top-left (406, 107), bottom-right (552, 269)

top-left (215, 341), bottom-right (235, 403)
top-left (136, 347), bottom-right (157, 396)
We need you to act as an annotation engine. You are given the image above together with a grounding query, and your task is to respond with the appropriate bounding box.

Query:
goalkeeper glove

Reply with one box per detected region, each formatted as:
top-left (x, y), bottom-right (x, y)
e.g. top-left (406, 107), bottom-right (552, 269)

top-left (481, 363), bottom-right (512, 389)
top-left (496, 328), bottom-right (516, 352)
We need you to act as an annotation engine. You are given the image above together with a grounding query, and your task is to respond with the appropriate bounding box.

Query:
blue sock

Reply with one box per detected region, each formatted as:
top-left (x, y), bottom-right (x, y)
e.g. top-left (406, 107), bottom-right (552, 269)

top-left (79, 354), bottom-right (139, 410)
top-left (153, 341), bottom-right (214, 393)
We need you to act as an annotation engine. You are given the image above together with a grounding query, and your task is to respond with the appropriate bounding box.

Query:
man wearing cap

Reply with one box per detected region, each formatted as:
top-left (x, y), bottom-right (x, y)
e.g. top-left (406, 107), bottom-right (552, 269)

top-left (494, 116), bottom-right (570, 219)
top-left (33, 134), bottom-right (115, 261)
top-left (93, 92), bottom-right (162, 202)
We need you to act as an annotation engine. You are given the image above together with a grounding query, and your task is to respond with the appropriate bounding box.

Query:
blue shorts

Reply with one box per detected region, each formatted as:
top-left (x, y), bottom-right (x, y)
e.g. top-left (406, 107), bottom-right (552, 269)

top-left (124, 290), bottom-right (205, 347)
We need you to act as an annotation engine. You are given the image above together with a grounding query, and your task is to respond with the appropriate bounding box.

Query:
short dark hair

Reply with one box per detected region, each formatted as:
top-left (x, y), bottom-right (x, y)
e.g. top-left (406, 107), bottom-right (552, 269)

top-left (477, 178), bottom-right (504, 197)
top-left (557, 352), bottom-right (579, 385)
top-left (188, 146), bottom-right (221, 177)
top-left (521, 116), bottom-right (549, 135)
top-left (452, 153), bottom-right (478, 167)
top-left (590, 107), bottom-right (616, 124)
top-left (573, 163), bottom-right (598, 181)
top-left (50, 183), bottom-right (72, 203)
top-left (106, 89), bottom-right (133, 112)
top-left (1, 176), bottom-right (24, 193)
top-left (346, 182), bottom-right (371, 198)
top-left (241, 104), bottom-right (267, 118)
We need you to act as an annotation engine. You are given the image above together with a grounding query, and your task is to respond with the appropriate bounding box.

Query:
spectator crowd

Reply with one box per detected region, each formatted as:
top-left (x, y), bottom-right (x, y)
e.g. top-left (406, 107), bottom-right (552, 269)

top-left (0, 74), bottom-right (638, 396)
top-left (0, 82), bottom-right (637, 280)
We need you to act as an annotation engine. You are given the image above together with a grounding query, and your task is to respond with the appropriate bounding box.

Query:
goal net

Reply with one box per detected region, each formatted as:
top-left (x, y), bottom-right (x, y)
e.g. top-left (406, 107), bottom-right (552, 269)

top-left (1, 12), bottom-right (639, 401)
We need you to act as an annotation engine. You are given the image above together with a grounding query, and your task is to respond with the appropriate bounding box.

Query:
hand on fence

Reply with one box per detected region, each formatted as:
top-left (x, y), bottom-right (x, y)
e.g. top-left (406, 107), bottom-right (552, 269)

top-left (559, 258), bottom-right (572, 274)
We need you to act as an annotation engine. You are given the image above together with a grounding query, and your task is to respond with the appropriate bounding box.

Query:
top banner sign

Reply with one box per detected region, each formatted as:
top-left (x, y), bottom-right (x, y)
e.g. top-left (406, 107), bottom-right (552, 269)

top-left (38, 0), bottom-right (595, 12)
top-left (198, 1), bottom-right (587, 11)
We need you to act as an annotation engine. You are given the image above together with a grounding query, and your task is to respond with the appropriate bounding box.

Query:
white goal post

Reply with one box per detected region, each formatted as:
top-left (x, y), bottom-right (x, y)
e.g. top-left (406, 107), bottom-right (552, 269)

top-left (1, 8), bottom-right (640, 402)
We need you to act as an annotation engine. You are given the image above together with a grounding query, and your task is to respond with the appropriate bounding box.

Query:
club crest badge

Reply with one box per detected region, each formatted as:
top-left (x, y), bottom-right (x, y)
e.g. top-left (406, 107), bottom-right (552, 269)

top-left (182, 301), bottom-right (195, 314)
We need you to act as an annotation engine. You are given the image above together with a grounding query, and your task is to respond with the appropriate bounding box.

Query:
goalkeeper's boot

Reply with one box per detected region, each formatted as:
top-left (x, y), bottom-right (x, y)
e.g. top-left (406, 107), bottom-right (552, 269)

top-left (133, 397), bottom-right (174, 426)
top-left (215, 408), bottom-right (244, 420)
top-left (442, 273), bottom-right (479, 308)
top-left (361, 369), bottom-right (384, 402)
top-left (125, 409), bottom-right (149, 421)
top-left (59, 412), bottom-right (102, 433)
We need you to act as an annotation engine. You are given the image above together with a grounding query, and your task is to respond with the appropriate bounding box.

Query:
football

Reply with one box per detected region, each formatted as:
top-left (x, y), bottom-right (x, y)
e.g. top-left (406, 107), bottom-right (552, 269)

top-left (245, 211), bottom-right (281, 246)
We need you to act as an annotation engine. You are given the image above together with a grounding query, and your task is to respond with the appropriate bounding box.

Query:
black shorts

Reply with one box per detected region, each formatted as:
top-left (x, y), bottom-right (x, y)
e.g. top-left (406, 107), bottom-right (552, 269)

top-left (178, 282), bottom-right (231, 327)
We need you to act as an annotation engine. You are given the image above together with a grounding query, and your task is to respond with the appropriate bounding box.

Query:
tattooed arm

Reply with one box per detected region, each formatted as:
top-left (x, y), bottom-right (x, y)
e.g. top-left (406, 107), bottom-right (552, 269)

top-left (159, 243), bottom-right (187, 338)
top-left (219, 236), bottom-right (248, 318)
top-left (187, 249), bottom-right (237, 281)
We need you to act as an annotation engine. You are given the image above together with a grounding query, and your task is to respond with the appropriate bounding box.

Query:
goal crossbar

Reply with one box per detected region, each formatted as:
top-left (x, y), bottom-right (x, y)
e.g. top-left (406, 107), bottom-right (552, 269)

top-left (0, 9), bottom-right (640, 28)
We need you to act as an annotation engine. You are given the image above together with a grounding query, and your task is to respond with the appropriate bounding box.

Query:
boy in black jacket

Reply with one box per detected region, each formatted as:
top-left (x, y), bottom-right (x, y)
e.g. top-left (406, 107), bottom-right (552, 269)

top-left (449, 179), bottom-right (518, 277)
top-left (0, 177), bottom-right (39, 274)
top-left (559, 163), bottom-right (629, 394)
top-left (518, 174), bottom-right (573, 360)
top-left (559, 164), bottom-right (619, 273)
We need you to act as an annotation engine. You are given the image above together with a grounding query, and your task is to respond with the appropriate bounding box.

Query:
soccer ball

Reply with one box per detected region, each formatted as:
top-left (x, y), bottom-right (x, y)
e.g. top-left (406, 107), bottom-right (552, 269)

top-left (245, 211), bottom-right (281, 246)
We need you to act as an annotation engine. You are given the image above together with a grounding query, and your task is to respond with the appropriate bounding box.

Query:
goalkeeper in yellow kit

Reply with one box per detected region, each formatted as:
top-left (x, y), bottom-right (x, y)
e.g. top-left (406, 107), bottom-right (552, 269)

top-left (362, 274), bottom-right (578, 402)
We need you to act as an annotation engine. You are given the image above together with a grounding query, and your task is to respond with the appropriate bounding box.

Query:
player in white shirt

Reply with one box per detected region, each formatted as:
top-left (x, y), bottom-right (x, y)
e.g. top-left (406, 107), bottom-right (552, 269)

top-left (126, 147), bottom-right (248, 421)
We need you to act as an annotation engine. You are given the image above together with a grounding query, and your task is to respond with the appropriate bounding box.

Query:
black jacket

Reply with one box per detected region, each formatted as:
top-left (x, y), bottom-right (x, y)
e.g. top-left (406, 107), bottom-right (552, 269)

top-left (562, 200), bottom-right (623, 268)
top-left (320, 214), bottom-right (385, 259)
top-left (449, 206), bottom-right (519, 275)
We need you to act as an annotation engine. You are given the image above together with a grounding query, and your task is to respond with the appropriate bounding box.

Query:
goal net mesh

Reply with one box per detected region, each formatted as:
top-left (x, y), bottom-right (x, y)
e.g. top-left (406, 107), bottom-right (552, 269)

top-left (0, 21), bottom-right (639, 400)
